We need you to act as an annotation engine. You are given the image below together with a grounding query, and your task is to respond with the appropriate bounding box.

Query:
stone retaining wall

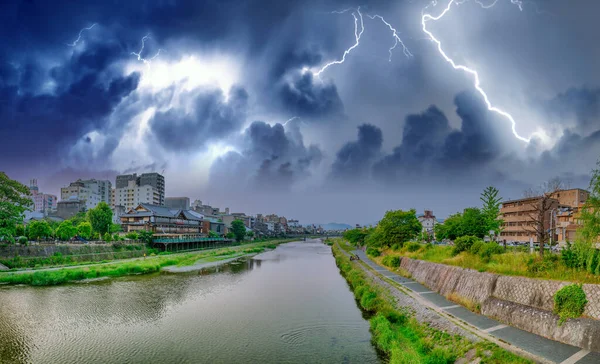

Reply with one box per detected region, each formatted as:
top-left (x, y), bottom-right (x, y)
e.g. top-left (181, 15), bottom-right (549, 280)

top-left (398, 256), bottom-right (600, 351)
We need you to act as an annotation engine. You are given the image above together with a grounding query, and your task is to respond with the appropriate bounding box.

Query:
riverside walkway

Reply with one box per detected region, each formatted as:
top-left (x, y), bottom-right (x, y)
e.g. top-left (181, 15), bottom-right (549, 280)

top-left (353, 249), bottom-right (600, 364)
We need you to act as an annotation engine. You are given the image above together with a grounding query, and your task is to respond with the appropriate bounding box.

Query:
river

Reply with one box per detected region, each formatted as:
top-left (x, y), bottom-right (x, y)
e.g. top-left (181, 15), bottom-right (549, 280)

top-left (0, 240), bottom-right (381, 364)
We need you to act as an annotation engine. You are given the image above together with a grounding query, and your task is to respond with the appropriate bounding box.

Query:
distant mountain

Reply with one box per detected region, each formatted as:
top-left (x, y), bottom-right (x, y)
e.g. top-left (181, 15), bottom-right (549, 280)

top-left (313, 223), bottom-right (353, 231)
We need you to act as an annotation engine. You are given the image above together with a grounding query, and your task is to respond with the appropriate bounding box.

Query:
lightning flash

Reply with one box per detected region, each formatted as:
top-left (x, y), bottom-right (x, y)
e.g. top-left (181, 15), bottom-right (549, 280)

top-left (422, 0), bottom-right (531, 142)
top-left (67, 23), bottom-right (97, 47)
top-left (131, 35), bottom-right (164, 66)
top-left (283, 116), bottom-right (301, 126)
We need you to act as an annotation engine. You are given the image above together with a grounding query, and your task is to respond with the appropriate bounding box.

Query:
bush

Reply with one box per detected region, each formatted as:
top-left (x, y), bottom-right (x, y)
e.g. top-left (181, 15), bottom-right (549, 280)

top-left (102, 232), bottom-right (112, 243)
top-left (406, 242), bottom-right (421, 252)
top-left (527, 254), bottom-right (559, 273)
top-left (382, 255), bottom-right (401, 268)
top-left (125, 232), bottom-right (139, 240)
top-left (561, 242), bottom-right (578, 268)
top-left (366, 247), bottom-right (381, 257)
top-left (478, 242), bottom-right (504, 261)
top-left (453, 235), bottom-right (480, 255)
top-left (554, 284), bottom-right (588, 325)
top-left (470, 241), bottom-right (484, 255)
top-left (391, 243), bottom-right (400, 251)
top-left (18, 236), bottom-right (27, 245)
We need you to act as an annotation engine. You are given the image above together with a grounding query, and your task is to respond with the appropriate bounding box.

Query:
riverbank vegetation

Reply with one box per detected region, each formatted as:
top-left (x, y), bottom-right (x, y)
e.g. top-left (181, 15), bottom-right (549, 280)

top-left (332, 241), bottom-right (530, 364)
top-left (0, 240), bottom-right (290, 286)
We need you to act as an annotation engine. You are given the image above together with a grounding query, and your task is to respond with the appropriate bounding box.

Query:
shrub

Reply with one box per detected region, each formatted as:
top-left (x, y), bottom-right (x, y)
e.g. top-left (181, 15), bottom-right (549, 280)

top-left (366, 247), bottom-right (381, 257)
top-left (586, 249), bottom-right (599, 274)
top-left (561, 242), bottom-right (578, 268)
top-left (453, 236), bottom-right (480, 255)
top-left (406, 242), bottom-right (421, 252)
top-left (527, 254), bottom-right (559, 273)
top-left (382, 255), bottom-right (401, 268)
top-left (470, 241), bottom-right (484, 255)
top-left (554, 284), bottom-right (588, 325)
top-left (125, 232), bottom-right (139, 240)
top-left (103, 232), bottom-right (112, 243)
top-left (478, 242), bottom-right (504, 261)
top-left (18, 236), bottom-right (27, 245)
top-left (391, 243), bottom-right (400, 251)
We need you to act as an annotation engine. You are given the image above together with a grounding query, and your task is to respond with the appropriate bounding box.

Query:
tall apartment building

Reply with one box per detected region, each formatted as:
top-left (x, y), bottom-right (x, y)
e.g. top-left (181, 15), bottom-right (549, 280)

top-left (28, 179), bottom-right (57, 214)
top-left (115, 180), bottom-right (161, 210)
top-left (500, 196), bottom-right (560, 243)
top-left (116, 173), bottom-right (165, 206)
top-left (60, 179), bottom-right (112, 210)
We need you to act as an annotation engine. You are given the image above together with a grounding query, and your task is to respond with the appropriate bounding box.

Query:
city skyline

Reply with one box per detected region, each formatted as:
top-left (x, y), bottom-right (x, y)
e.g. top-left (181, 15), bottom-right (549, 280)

top-left (1, 0), bottom-right (599, 223)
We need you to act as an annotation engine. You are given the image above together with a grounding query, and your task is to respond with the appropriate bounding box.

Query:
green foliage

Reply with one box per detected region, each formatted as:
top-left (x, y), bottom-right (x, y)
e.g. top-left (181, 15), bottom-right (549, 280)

top-left (138, 230), bottom-right (154, 244)
top-left (554, 284), bottom-right (588, 325)
top-left (367, 247), bottom-right (381, 257)
top-left (226, 232), bottom-right (235, 239)
top-left (77, 222), bottom-right (92, 239)
top-left (28, 220), bottom-right (53, 240)
top-left (343, 228), bottom-right (371, 245)
top-left (579, 159), bottom-right (600, 245)
top-left (406, 242), bottom-right (421, 252)
top-left (561, 242), bottom-right (579, 268)
top-left (55, 220), bottom-right (77, 241)
top-left (382, 255), bottom-right (401, 268)
top-left (102, 232), bottom-right (112, 243)
top-left (374, 209), bottom-right (422, 248)
top-left (231, 220), bottom-right (246, 242)
top-left (453, 236), bottom-right (481, 255)
top-left (125, 231), bottom-right (139, 240)
top-left (478, 242), bottom-right (504, 261)
top-left (480, 186), bottom-right (503, 235)
top-left (87, 202), bottom-right (113, 235)
top-left (470, 241), bottom-right (484, 255)
top-left (527, 254), bottom-right (559, 274)
top-left (15, 224), bottom-right (25, 237)
top-left (246, 230), bottom-right (254, 238)
top-left (18, 236), bottom-right (27, 244)
top-left (110, 223), bottom-right (122, 233)
top-left (0, 172), bottom-right (33, 237)
top-left (208, 230), bottom-right (219, 238)
top-left (70, 212), bottom-right (88, 227)
top-left (436, 208), bottom-right (488, 241)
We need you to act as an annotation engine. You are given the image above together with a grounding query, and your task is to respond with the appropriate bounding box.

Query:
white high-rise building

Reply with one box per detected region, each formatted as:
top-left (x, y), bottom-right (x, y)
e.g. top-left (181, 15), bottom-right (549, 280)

top-left (115, 180), bottom-right (161, 210)
top-left (60, 179), bottom-right (112, 210)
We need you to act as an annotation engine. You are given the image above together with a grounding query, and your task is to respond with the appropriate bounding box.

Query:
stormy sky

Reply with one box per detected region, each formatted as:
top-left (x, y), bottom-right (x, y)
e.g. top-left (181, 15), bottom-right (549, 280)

top-left (1, 0), bottom-right (599, 224)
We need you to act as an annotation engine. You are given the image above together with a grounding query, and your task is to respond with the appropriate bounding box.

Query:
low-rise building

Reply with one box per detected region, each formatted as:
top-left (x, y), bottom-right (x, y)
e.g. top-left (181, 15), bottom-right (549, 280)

top-left (55, 199), bottom-right (87, 220)
top-left (202, 216), bottom-right (226, 236)
top-left (418, 210), bottom-right (437, 236)
top-left (120, 204), bottom-right (203, 234)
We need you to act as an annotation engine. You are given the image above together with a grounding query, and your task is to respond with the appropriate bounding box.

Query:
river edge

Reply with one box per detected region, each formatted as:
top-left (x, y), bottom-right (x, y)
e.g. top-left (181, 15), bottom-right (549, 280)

top-left (331, 240), bottom-right (532, 364)
top-left (0, 240), bottom-right (294, 287)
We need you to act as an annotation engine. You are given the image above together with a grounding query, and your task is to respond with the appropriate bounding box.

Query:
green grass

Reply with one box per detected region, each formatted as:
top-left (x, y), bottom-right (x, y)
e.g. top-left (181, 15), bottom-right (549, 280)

top-left (333, 241), bottom-right (531, 364)
top-left (372, 243), bottom-right (600, 284)
top-left (0, 240), bottom-right (289, 286)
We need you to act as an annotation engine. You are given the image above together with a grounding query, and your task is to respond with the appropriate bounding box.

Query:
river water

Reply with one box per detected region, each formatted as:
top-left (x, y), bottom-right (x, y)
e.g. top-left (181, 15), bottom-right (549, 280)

top-left (0, 240), bottom-right (381, 364)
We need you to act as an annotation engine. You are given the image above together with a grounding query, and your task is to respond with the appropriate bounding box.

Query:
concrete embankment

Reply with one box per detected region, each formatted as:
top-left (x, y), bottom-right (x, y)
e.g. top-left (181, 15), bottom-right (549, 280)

top-left (398, 257), bottom-right (600, 351)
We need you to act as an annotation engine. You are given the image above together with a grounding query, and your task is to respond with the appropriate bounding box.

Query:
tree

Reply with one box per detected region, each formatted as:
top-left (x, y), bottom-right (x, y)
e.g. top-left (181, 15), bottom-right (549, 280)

top-left (460, 208), bottom-right (488, 238)
top-left (343, 228), bottom-right (370, 245)
top-left (77, 222), bottom-right (92, 239)
top-left (87, 202), bottom-right (113, 235)
top-left (524, 177), bottom-right (563, 257)
top-left (374, 209), bottom-right (422, 248)
top-left (102, 232), bottom-right (112, 243)
top-left (28, 220), bottom-right (53, 241)
top-left (231, 220), bottom-right (246, 242)
top-left (246, 230), bottom-right (255, 239)
top-left (138, 230), bottom-right (154, 245)
top-left (435, 213), bottom-right (462, 241)
top-left (226, 232), bottom-right (235, 239)
top-left (70, 212), bottom-right (88, 227)
top-left (208, 230), bottom-right (219, 238)
top-left (110, 223), bottom-right (122, 233)
top-left (580, 161), bottom-right (600, 244)
top-left (481, 186), bottom-right (503, 236)
top-left (56, 220), bottom-right (77, 241)
top-left (0, 172), bottom-right (33, 240)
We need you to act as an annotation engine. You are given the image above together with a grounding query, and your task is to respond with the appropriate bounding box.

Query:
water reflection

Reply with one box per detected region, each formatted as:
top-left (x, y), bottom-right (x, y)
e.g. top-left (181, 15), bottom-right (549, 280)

top-left (0, 241), bottom-right (380, 364)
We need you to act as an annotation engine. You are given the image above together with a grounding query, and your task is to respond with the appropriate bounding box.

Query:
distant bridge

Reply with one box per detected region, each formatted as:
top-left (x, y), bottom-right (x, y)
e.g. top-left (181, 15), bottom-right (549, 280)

top-left (152, 236), bottom-right (234, 252)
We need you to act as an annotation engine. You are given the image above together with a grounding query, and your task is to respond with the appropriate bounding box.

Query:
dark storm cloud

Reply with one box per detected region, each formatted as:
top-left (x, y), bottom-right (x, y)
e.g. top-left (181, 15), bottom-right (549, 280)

top-left (210, 121), bottom-right (322, 190)
top-left (330, 124), bottom-right (383, 181)
top-left (148, 86), bottom-right (249, 152)
top-left (276, 71), bottom-right (345, 119)
top-left (545, 87), bottom-right (600, 136)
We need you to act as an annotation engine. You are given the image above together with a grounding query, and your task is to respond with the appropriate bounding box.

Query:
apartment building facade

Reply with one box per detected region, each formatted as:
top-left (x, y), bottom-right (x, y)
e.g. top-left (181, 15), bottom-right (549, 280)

top-left (499, 196), bottom-right (559, 243)
top-left (29, 179), bottom-right (57, 214)
top-left (165, 197), bottom-right (190, 210)
top-left (115, 180), bottom-right (161, 210)
top-left (116, 173), bottom-right (165, 206)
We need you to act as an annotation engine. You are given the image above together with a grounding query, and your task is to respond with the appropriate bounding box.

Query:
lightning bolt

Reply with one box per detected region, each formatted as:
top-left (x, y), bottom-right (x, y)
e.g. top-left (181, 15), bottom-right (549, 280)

top-left (66, 23), bottom-right (97, 47)
top-left (315, 8), bottom-right (365, 77)
top-left (131, 34), bottom-right (164, 66)
top-left (283, 116), bottom-right (301, 126)
top-left (366, 15), bottom-right (413, 61)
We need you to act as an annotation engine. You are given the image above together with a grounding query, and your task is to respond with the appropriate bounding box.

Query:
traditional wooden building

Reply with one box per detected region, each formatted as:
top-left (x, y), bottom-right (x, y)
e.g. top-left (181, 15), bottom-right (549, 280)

top-left (120, 203), bottom-right (204, 234)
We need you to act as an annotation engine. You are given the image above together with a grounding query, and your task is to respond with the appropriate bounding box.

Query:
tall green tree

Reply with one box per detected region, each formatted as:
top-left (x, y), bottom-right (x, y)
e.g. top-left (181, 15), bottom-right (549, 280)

top-left (28, 220), bottom-right (53, 241)
top-left (480, 186), bottom-right (503, 235)
top-left (0, 172), bottom-right (33, 241)
top-left (373, 209), bottom-right (422, 247)
top-left (56, 220), bottom-right (77, 241)
top-left (435, 213), bottom-right (463, 240)
top-left (231, 220), bottom-right (246, 242)
top-left (580, 160), bottom-right (600, 244)
top-left (87, 202), bottom-right (113, 235)
top-left (461, 207), bottom-right (488, 238)
top-left (77, 222), bottom-right (92, 239)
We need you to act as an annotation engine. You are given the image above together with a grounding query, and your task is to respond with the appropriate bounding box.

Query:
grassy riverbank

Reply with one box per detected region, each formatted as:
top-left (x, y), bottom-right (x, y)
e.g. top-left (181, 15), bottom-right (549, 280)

top-left (370, 243), bottom-right (600, 284)
top-left (0, 240), bottom-right (290, 286)
top-left (332, 241), bottom-right (530, 364)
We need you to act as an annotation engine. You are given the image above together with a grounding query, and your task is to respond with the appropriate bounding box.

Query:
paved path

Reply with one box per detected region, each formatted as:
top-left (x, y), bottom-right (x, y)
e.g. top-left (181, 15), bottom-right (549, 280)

top-left (353, 249), bottom-right (600, 364)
